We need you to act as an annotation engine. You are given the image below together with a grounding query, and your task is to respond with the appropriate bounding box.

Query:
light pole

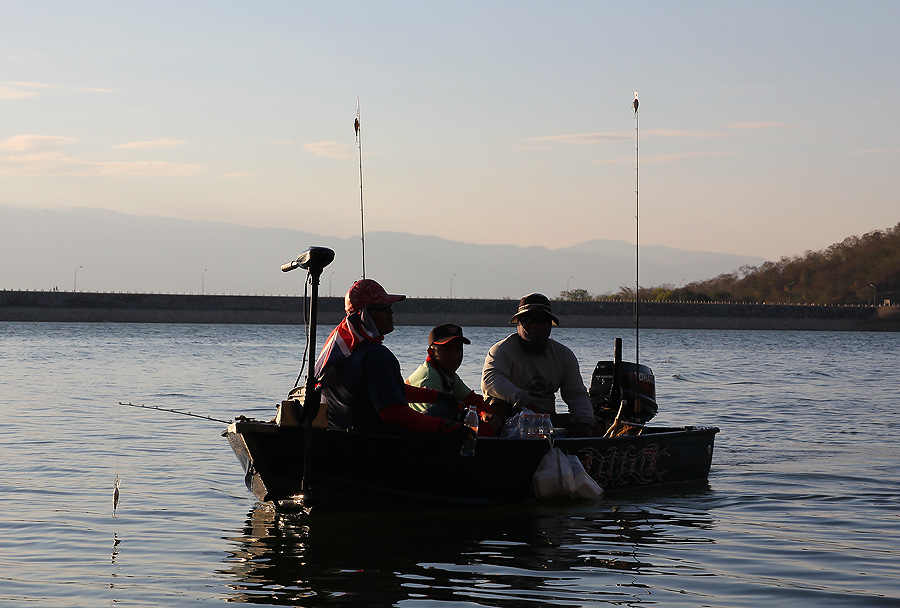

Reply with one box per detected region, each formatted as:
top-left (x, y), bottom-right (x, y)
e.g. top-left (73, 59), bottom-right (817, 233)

top-left (567, 275), bottom-right (574, 292)
top-left (450, 273), bottom-right (457, 298)
top-left (788, 281), bottom-right (795, 304)
top-left (870, 283), bottom-right (876, 307)
top-left (202, 268), bottom-right (208, 294)
top-left (74, 265), bottom-right (83, 292)
top-left (329, 271), bottom-right (335, 297)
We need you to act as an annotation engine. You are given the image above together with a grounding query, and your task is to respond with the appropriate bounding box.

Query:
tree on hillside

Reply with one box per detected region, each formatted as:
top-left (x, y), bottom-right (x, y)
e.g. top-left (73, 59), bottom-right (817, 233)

top-left (648, 223), bottom-right (900, 305)
top-left (558, 288), bottom-right (593, 301)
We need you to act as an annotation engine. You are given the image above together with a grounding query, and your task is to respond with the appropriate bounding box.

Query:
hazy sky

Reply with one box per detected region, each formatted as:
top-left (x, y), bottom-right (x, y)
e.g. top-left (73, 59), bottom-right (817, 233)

top-left (2, 1), bottom-right (898, 261)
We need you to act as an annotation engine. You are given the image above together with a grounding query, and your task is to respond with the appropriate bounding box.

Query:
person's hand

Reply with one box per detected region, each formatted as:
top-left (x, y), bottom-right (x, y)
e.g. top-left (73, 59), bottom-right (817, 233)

top-left (479, 410), bottom-right (497, 427)
top-left (437, 418), bottom-right (477, 443)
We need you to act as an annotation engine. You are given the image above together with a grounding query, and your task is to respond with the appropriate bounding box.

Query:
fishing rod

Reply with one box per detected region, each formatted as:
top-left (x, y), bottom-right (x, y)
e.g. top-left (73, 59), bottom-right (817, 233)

top-left (633, 90), bottom-right (641, 417)
top-left (356, 97), bottom-right (366, 279)
top-left (117, 401), bottom-right (232, 424)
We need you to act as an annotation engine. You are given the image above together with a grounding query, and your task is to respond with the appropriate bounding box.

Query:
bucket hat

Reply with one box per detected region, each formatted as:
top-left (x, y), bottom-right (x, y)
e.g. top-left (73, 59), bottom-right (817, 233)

top-left (509, 293), bottom-right (560, 326)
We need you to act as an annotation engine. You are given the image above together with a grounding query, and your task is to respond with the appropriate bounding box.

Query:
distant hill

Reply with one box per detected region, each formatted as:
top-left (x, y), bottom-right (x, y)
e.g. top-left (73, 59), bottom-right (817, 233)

top-left (669, 223), bottom-right (900, 305)
top-left (0, 206), bottom-right (765, 299)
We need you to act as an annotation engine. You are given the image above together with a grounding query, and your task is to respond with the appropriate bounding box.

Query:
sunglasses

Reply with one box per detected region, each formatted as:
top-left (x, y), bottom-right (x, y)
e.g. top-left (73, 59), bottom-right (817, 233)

top-left (367, 303), bottom-right (393, 313)
top-left (518, 315), bottom-right (551, 324)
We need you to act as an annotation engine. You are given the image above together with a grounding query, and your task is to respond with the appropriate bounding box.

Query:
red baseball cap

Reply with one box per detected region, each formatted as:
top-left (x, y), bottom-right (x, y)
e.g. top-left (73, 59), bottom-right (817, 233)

top-left (345, 279), bottom-right (406, 313)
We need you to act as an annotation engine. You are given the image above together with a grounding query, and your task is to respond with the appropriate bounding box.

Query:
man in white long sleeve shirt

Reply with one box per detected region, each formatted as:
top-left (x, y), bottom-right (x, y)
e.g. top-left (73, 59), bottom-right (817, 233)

top-left (481, 293), bottom-right (595, 437)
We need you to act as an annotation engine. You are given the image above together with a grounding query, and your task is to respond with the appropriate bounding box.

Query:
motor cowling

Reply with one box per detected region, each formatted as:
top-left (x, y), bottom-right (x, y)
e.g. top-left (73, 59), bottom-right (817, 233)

top-left (589, 360), bottom-right (658, 423)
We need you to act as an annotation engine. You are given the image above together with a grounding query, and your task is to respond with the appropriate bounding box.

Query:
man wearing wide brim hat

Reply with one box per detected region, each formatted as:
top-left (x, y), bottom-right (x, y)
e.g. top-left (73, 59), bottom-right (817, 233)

top-left (481, 293), bottom-right (595, 437)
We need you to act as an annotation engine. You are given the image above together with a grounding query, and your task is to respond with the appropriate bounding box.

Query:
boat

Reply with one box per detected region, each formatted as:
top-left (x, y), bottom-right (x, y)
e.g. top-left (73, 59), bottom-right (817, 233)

top-left (224, 246), bottom-right (719, 511)
top-left (226, 418), bottom-right (718, 509)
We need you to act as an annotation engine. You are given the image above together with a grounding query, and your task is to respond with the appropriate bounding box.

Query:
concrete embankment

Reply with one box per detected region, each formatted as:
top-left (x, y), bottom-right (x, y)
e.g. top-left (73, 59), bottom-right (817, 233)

top-left (2, 290), bottom-right (898, 331)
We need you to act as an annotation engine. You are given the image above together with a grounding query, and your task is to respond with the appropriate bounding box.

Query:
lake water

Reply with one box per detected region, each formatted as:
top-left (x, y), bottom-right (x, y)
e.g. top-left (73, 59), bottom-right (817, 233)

top-left (2, 321), bottom-right (899, 607)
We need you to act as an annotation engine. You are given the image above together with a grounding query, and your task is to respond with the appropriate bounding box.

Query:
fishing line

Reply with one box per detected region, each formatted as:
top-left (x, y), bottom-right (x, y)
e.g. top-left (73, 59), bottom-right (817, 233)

top-left (117, 401), bottom-right (232, 424)
top-left (114, 399), bottom-right (121, 518)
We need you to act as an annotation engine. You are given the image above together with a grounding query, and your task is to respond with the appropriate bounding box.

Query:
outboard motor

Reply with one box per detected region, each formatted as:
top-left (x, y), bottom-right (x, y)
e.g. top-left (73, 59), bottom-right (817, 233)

top-left (589, 338), bottom-right (658, 424)
top-left (590, 361), bottom-right (658, 423)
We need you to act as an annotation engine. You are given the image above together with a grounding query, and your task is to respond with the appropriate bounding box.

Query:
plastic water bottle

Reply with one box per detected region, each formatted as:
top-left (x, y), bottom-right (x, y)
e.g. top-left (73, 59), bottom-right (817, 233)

top-left (518, 412), bottom-right (532, 438)
top-left (460, 405), bottom-right (478, 457)
top-left (538, 413), bottom-right (553, 439)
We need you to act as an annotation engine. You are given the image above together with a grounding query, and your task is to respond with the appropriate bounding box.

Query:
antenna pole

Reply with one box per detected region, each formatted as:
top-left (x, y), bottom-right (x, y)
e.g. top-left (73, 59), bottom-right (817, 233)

top-left (633, 91), bottom-right (641, 416)
top-left (356, 97), bottom-right (366, 279)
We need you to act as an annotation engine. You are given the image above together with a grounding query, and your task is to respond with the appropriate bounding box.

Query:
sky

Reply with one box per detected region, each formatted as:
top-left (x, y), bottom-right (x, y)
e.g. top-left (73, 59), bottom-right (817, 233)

top-left (2, 1), bottom-right (899, 262)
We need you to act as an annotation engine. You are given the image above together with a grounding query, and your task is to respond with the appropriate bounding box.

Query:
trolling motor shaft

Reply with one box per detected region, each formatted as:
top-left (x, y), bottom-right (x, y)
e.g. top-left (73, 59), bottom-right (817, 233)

top-left (281, 246), bottom-right (335, 498)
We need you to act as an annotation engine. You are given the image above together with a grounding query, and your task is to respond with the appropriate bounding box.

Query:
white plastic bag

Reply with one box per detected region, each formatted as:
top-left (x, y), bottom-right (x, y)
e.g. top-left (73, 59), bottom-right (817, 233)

top-left (532, 447), bottom-right (576, 498)
top-left (533, 448), bottom-right (604, 500)
top-left (566, 454), bottom-right (604, 499)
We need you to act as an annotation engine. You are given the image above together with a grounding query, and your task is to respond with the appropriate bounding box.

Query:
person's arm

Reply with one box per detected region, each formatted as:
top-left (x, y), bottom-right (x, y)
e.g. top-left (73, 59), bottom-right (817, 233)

top-left (379, 403), bottom-right (473, 440)
top-left (451, 374), bottom-right (493, 415)
top-left (366, 346), bottom-right (462, 425)
top-left (403, 383), bottom-right (464, 413)
top-left (462, 390), bottom-right (492, 413)
top-left (556, 345), bottom-right (595, 436)
top-left (405, 362), bottom-right (443, 412)
top-left (404, 384), bottom-right (440, 403)
top-left (481, 340), bottom-right (529, 407)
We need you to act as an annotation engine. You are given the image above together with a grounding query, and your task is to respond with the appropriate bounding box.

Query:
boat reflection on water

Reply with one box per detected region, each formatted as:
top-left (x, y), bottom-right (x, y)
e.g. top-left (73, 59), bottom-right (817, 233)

top-left (221, 490), bottom-right (717, 606)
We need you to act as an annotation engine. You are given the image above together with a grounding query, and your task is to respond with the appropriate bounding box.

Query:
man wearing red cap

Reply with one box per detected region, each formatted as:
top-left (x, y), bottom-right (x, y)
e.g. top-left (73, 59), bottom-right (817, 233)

top-left (315, 279), bottom-right (474, 441)
top-left (481, 293), bottom-right (595, 437)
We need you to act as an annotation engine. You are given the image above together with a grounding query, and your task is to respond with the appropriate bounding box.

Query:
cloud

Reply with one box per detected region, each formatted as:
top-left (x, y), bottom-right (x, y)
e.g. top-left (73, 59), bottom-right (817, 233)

top-left (302, 141), bottom-right (355, 159)
top-left (0, 82), bottom-right (113, 100)
top-left (0, 134), bottom-right (202, 176)
top-left (0, 134), bottom-right (74, 152)
top-left (220, 172), bottom-right (254, 178)
top-left (0, 82), bottom-right (55, 100)
top-left (727, 121), bottom-right (794, 130)
top-left (113, 139), bottom-right (187, 150)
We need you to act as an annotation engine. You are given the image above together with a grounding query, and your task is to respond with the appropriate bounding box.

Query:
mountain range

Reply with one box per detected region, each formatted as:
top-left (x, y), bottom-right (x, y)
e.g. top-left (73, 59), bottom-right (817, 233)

top-left (0, 206), bottom-right (766, 299)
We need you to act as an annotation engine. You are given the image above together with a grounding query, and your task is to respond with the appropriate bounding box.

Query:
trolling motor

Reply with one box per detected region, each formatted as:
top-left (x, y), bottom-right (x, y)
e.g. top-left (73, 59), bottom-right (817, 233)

top-left (589, 338), bottom-right (658, 434)
top-left (280, 246), bottom-right (334, 496)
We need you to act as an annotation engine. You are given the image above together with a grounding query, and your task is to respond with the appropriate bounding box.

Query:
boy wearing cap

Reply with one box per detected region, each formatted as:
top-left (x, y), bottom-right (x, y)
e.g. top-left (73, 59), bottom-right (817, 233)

top-left (406, 324), bottom-right (494, 433)
top-left (481, 293), bottom-right (595, 437)
top-left (314, 279), bottom-right (474, 442)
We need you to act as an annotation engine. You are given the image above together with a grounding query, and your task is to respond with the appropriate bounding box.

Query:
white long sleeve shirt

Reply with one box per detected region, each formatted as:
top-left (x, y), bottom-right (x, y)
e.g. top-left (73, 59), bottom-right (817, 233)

top-left (481, 334), bottom-right (595, 425)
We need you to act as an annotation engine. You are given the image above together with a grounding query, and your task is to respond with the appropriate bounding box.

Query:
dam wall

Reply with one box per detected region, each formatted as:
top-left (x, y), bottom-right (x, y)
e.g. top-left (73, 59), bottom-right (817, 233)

top-left (2, 290), bottom-right (897, 331)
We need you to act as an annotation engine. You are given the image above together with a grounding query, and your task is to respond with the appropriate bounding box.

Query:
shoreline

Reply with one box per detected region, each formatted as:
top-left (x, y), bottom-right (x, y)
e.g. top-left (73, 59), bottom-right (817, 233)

top-left (2, 290), bottom-right (898, 331)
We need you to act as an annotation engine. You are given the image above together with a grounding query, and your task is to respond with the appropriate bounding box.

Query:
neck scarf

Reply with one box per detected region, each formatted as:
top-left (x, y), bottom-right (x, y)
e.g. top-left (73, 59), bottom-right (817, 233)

top-left (314, 309), bottom-right (383, 380)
